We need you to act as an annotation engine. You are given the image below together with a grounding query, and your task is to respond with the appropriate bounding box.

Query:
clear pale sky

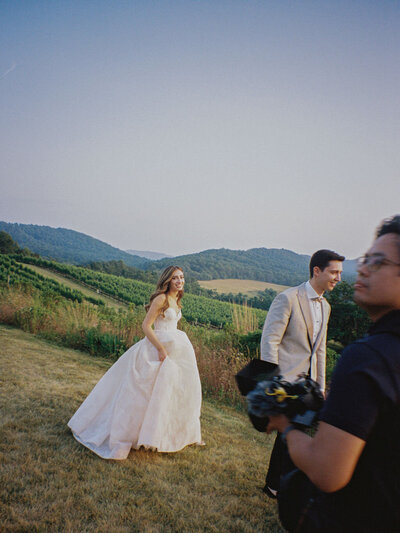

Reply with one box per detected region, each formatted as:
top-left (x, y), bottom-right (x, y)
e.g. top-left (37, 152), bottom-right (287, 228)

top-left (1, 1), bottom-right (399, 259)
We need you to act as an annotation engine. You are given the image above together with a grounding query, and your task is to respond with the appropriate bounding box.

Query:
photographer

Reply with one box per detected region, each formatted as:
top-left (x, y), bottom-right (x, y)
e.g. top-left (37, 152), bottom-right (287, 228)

top-left (267, 216), bottom-right (400, 532)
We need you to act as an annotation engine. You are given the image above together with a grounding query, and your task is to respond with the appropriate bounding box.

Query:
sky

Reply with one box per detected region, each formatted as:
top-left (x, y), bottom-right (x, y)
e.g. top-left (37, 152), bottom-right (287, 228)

top-left (1, 0), bottom-right (399, 259)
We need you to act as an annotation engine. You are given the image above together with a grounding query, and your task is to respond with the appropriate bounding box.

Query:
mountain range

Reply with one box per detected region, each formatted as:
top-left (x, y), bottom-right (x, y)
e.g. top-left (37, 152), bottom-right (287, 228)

top-left (0, 221), bottom-right (356, 285)
top-left (146, 247), bottom-right (312, 286)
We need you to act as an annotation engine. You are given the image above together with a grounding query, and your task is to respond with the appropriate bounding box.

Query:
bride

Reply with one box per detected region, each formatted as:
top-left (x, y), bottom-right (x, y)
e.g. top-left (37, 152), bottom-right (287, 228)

top-left (68, 266), bottom-right (203, 459)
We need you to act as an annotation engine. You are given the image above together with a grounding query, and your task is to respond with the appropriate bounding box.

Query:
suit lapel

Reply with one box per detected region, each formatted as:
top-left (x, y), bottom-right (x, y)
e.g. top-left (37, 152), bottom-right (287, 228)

top-left (297, 282), bottom-right (314, 348)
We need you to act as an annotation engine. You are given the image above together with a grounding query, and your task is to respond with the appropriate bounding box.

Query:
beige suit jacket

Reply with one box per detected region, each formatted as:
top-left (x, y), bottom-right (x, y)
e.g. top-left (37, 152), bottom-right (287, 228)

top-left (260, 281), bottom-right (330, 392)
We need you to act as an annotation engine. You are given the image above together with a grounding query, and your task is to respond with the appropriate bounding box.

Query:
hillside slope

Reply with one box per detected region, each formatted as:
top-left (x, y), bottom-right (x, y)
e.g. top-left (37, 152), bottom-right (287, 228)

top-left (1, 220), bottom-right (356, 285)
top-left (0, 325), bottom-right (282, 532)
top-left (23, 262), bottom-right (128, 309)
top-left (199, 279), bottom-right (290, 295)
top-left (150, 247), bottom-right (310, 285)
top-left (0, 221), bottom-right (150, 268)
top-left (151, 248), bottom-right (357, 284)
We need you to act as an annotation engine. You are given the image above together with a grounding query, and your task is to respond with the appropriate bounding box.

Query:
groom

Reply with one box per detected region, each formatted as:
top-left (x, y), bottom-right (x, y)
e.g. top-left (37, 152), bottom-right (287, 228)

top-left (260, 249), bottom-right (344, 497)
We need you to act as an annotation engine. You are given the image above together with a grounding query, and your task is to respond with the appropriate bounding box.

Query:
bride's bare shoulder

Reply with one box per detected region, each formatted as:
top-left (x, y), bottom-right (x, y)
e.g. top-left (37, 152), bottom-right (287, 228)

top-left (151, 294), bottom-right (167, 308)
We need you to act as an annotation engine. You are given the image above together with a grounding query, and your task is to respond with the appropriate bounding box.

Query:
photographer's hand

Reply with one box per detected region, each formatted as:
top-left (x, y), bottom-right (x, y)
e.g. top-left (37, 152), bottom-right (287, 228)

top-left (267, 418), bottom-right (366, 493)
top-left (266, 414), bottom-right (291, 434)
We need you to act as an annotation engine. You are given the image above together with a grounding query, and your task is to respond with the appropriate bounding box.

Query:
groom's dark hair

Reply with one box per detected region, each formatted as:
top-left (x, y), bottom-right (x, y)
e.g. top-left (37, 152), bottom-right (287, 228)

top-left (309, 250), bottom-right (345, 278)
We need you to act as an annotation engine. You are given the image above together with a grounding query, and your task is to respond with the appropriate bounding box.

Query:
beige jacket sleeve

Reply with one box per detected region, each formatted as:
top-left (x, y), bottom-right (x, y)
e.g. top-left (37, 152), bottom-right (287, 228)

top-left (260, 291), bottom-right (291, 365)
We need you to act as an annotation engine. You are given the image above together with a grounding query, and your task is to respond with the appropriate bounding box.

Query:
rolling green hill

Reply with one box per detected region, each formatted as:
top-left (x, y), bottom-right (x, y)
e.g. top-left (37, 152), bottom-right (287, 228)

top-left (149, 247), bottom-right (310, 286)
top-left (0, 221), bottom-right (150, 268)
top-left (1, 221), bottom-right (356, 286)
top-left (149, 248), bottom-right (357, 285)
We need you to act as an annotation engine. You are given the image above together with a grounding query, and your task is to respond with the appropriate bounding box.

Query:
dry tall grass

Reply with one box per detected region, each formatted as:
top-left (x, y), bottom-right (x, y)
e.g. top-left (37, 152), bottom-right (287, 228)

top-left (198, 279), bottom-right (289, 295)
top-left (231, 303), bottom-right (258, 335)
top-left (0, 285), bottom-right (250, 406)
top-left (0, 325), bottom-right (283, 532)
top-left (0, 285), bottom-right (144, 348)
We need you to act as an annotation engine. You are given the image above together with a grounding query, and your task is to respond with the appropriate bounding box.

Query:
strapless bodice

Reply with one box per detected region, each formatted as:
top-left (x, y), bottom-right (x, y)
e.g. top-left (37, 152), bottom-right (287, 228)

top-left (154, 307), bottom-right (182, 331)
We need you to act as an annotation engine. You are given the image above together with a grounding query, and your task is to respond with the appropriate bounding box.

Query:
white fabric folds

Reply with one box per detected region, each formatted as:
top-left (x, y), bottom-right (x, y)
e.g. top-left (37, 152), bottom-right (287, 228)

top-left (68, 308), bottom-right (202, 459)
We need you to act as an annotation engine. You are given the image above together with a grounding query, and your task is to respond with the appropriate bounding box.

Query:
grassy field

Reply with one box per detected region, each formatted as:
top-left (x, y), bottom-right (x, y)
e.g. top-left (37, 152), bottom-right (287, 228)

top-left (0, 325), bottom-right (283, 532)
top-left (198, 279), bottom-right (290, 296)
top-left (21, 262), bottom-right (127, 310)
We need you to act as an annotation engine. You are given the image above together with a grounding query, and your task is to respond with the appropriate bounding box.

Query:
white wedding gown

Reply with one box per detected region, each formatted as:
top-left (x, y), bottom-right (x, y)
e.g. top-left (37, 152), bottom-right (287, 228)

top-left (68, 307), bottom-right (202, 458)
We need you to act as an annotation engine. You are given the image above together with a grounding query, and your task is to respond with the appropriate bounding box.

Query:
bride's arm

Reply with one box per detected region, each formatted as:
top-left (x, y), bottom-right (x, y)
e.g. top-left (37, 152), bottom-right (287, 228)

top-left (142, 295), bottom-right (168, 361)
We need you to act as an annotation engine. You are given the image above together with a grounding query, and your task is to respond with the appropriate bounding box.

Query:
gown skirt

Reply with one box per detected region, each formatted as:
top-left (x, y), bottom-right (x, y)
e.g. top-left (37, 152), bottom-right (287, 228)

top-left (68, 308), bottom-right (202, 459)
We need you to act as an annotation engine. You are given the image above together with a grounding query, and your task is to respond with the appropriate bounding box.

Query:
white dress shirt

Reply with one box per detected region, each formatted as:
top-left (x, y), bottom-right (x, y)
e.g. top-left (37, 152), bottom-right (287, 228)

top-left (305, 280), bottom-right (323, 344)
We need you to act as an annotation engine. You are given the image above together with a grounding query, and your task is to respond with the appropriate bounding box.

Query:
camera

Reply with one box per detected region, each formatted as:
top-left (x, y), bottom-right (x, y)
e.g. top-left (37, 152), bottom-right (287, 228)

top-left (235, 360), bottom-right (324, 432)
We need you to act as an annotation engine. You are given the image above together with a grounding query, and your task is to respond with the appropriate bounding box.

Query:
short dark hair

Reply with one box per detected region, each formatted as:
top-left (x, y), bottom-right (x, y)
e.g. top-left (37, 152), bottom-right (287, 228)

top-left (376, 215), bottom-right (400, 259)
top-left (309, 249), bottom-right (345, 278)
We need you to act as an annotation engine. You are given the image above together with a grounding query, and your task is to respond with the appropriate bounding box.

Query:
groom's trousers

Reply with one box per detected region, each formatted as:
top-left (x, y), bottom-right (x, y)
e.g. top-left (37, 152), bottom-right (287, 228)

top-left (265, 432), bottom-right (295, 492)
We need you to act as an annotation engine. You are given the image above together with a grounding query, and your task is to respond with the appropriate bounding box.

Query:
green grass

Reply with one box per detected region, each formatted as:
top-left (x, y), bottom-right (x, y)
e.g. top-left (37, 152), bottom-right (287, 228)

top-left (0, 325), bottom-right (283, 532)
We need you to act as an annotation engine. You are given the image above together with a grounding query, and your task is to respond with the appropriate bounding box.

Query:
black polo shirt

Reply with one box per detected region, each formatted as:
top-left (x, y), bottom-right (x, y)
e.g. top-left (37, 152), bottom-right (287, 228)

top-left (313, 310), bottom-right (400, 532)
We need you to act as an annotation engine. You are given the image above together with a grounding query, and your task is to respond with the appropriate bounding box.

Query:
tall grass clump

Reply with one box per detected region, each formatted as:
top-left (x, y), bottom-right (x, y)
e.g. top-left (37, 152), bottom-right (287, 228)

top-left (231, 302), bottom-right (259, 334)
top-left (0, 284), bottom-right (143, 358)
top-left (181, 320), bottom-right (250, 407)
top-left (0, 282), bottom-right (342, 408)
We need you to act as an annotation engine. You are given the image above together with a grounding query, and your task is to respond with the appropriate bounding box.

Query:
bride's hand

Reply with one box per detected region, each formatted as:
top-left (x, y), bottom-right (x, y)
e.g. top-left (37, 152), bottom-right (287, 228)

top-left (158, 347), bottom-right (168, 362)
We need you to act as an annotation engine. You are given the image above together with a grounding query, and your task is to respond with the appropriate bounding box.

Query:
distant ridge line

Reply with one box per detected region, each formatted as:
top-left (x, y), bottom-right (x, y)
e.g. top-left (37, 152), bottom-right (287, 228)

top-left (0, 221), bottom-right (150, 269)
top-left (0, 220), bottom-right (356, 285)
top-left (126, 249), bottom-right (172, 260)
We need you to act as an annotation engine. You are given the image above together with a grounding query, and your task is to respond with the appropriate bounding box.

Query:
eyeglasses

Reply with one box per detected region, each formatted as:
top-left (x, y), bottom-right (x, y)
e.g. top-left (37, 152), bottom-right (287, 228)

top-left (357, 254), bottom-right (400, 273)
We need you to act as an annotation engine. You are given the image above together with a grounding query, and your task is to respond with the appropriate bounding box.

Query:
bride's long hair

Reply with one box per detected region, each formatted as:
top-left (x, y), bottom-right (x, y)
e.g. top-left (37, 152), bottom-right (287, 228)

top-left (145, 266), bottom-right (184, 315)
